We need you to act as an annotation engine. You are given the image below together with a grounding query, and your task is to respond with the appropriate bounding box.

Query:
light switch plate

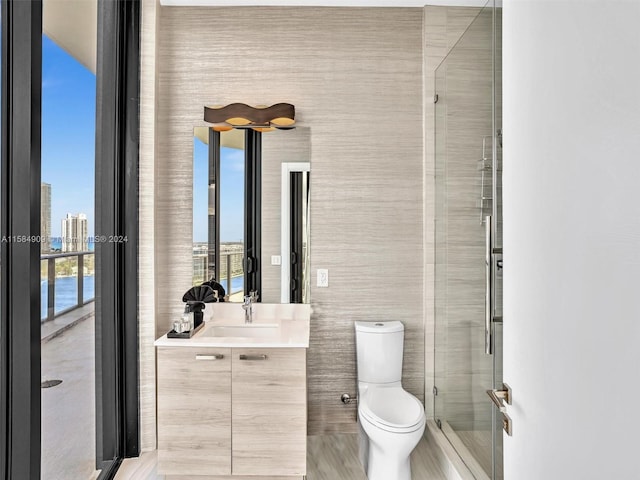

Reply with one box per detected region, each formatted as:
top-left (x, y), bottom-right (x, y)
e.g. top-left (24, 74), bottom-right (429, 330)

top-left (317, 269), bottom-right (329, 287)
top-left (271, 255), bottom-right (281, 266)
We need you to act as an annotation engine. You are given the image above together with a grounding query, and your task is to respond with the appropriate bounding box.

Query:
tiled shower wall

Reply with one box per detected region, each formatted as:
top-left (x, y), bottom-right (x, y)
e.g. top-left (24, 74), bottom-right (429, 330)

top-left (140, 5), bottom-right (425, 440)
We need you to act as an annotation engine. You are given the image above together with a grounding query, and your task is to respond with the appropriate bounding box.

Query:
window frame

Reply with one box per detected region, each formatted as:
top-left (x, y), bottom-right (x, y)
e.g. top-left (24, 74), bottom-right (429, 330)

top-left (94, 0), bottom-right (141, 472)
top-left (1, 0), bottom-right (43, 477)
top-left (0, 0), bottom-right (141, 478)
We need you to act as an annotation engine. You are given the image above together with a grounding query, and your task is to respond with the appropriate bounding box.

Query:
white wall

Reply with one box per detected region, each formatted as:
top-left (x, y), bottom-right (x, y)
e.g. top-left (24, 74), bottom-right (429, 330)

top-left (503, 1), bottom-right (640, 478)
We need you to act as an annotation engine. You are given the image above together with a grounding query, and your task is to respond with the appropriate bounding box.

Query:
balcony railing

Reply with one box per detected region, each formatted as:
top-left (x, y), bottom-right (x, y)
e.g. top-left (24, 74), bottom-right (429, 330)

top-left (193, 250), bottom-right (244, 296)
top-left (41, 251), bottom-right (95, 323)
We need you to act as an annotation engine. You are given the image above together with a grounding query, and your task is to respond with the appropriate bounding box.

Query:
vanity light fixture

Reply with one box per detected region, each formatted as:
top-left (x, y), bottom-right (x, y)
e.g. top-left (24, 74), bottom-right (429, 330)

top-left (204, 102), bottom-right (295, 132)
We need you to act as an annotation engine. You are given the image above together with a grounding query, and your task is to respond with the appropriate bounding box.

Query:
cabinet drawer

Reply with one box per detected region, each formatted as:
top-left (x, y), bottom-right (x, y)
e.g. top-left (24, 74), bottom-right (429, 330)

top-left (231, 348), bottom-right (307, 476)
top-left (157, 347), bottom-right (232, 476)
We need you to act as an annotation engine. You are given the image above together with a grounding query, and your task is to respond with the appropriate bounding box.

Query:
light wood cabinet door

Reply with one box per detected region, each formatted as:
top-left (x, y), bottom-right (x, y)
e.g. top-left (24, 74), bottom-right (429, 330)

top-left (231, 348), bottom-right (307, 476)
top-left (157, 347), bottom-right (232, 476)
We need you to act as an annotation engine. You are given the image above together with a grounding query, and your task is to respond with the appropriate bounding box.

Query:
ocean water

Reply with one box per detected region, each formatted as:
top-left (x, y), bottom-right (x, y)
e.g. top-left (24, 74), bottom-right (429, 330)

top-left (41, 275), bottom-right (95, 320)
top-left (218, 276), bottom-right (244, 295)
top-left (41, 271), bottom-right (245, 321)
top-left (41, 274), bottom-right (242, 321)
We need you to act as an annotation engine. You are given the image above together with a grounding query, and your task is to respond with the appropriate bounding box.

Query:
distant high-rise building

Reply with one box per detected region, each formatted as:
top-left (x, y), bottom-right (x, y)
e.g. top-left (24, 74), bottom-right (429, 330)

top-left (61, 213), bottom-right (88, 252)
top-left (41, 182), bottom-right (51, 253)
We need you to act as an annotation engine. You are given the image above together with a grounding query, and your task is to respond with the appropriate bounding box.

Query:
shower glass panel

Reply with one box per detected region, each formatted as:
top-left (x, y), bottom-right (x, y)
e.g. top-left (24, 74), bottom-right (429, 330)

top-left (492, 6), bottom-right (503, 480)
top-left (434, 64), bottom-right (447, 432)
top-left (434, 2), bottom-right (502, 479)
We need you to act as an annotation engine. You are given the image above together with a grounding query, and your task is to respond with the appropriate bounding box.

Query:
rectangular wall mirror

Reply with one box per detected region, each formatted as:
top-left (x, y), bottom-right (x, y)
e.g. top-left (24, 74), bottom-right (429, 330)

top-left (193, 126), bottom-right (311, 304)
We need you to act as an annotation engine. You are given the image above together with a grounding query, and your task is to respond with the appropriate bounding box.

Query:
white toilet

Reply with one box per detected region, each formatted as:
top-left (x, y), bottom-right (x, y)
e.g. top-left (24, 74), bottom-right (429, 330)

top-left (355, 321), bottom-right (426, 480)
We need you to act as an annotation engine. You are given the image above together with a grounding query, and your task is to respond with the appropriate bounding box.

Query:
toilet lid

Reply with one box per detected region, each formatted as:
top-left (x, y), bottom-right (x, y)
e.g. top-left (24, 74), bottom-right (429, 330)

top-left (360, 387), bottom-right (425, 431)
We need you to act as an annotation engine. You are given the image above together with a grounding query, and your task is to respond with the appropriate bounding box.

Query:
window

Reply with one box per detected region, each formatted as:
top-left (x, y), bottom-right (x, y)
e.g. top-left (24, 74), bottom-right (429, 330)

top-left (0, 1), bottom-right (141, 478)
top-left (40, 30), bottom-right (98, 479)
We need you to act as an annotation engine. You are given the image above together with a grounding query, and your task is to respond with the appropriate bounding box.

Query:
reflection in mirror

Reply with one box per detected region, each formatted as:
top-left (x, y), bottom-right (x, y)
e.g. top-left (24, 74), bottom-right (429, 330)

top-left (281, 163), bottom-right (310, 303)
top-left (193, 126), bottom-right (311, 304)
top-left (262, 127), bottom-right (311, 304)
top-left (193, 128), bottom-right (246, 301)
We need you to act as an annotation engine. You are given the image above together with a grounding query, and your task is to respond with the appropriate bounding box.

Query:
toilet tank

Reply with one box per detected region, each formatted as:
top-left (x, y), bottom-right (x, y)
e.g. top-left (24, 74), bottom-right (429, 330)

top-left (355, 321), bottom-right (404, 384)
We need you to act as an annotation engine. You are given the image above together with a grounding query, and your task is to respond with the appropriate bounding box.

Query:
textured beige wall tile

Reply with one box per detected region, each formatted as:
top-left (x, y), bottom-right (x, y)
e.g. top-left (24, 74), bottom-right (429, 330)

top-left (446, 7), bottom-right (483, 48)
top-left (138, 0), bottom-right (159, 452)
top-left (140, 2), bottom-right (490, 441)
top-left (151, 6), bottom-right (424, 434)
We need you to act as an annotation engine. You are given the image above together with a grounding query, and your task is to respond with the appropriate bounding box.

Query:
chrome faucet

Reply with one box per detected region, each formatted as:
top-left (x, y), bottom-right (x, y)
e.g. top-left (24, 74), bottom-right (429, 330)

top-left (242, 291), bottom-right (258, 323)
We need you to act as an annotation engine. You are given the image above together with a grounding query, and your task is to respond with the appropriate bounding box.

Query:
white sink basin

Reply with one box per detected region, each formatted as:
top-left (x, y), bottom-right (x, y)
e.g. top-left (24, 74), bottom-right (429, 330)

top-left (203, 323), bottom-right (279, 339)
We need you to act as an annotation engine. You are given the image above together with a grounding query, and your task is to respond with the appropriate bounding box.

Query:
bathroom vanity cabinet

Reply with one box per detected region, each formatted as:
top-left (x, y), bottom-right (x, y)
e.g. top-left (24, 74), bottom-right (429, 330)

top-left (157, 346), bottom-right (307, 478)
top-left (157, 346), bottom-right (232, 476)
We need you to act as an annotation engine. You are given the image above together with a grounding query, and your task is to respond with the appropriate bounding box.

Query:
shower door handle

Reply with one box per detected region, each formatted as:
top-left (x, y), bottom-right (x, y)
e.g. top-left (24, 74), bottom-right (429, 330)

top-left (485, 214), bottom-right (503, 352)
top-left (485, 215), bottom-right (493, 354)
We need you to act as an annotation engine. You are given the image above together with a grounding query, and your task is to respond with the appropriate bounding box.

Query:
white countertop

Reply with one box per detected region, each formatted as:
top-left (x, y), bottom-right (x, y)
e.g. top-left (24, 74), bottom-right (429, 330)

top-left (154, 303), bottom-right (310, 348)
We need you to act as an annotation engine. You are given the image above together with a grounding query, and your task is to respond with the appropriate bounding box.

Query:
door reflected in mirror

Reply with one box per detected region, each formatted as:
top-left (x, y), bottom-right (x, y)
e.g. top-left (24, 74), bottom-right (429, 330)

top-left (282, 165), bottom-right (310, 304)
top-left (192, 126), bottom-right (311, 304)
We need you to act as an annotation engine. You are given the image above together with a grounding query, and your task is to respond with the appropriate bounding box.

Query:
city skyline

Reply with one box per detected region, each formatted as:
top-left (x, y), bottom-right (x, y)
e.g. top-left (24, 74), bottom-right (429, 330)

top-left (61, 213), bottom-right (89, 253)
top-left (40, 182), bottom-right (92, 251)
top-left (41, 180), bottom-right (94, 252)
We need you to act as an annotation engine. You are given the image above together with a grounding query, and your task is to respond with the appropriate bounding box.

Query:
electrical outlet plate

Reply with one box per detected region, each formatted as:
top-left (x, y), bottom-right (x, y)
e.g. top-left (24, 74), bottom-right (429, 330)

top-left (271, 255), bottom-right (281, 266)
top-left (317, 269), bottom-right (329, 287)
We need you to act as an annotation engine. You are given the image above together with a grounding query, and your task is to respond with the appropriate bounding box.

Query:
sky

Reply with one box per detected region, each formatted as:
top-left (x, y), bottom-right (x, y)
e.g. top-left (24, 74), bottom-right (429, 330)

top-left (41, 34), bottom-right (96, 238)
top-left (193, 138), bottom-right (245, 243)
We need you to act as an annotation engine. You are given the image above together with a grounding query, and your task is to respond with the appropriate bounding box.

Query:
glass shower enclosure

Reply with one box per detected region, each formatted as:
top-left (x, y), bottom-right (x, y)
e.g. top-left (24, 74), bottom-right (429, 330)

top-left (434, 2), bottom-right (503, 479)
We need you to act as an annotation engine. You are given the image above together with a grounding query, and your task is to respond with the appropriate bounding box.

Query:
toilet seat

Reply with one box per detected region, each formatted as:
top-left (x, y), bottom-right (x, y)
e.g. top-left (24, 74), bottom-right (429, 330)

top-left (359, 386), bottom-right (425, 433)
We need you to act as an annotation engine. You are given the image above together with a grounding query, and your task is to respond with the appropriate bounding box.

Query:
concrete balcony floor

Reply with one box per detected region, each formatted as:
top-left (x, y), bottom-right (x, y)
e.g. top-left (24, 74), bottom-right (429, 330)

top-left (41, 303), bottom-right (100, 480)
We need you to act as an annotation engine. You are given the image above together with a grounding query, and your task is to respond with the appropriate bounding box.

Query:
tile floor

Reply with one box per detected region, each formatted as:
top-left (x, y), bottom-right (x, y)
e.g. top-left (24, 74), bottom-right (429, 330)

top-left (116, 433), bottom-right (448, 480)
